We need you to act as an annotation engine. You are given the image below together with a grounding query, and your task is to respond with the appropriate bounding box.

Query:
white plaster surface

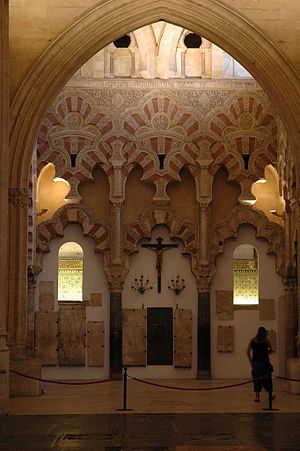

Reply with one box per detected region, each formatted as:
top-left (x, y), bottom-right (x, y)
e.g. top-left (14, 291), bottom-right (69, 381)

top-left (123, 225), bottom-right (198, 379)
top-left (211, 225), bottom-right (285, 379)
top-left (36, 224), bottom-right (110, 380)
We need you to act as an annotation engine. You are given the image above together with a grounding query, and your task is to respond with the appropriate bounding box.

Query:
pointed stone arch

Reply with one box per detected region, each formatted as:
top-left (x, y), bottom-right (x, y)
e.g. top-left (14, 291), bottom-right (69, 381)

top-left (210, 205), bottom-right (285, 277)
top-left (10, 0), bottom-right (300, 188)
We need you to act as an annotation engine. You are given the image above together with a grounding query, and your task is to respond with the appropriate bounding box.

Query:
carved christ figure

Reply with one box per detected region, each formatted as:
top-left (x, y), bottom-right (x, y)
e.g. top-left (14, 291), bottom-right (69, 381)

top-left (142, 236), bottom-right (178, 293)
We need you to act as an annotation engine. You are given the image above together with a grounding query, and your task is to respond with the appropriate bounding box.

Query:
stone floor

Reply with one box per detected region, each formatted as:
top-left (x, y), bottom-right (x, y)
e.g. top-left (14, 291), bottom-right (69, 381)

top-left (7, 378), bottom-right (300, 415)
top-left (1, 412), bottom-right (300, 450)
top-left (1, 378), bottom-right (300, 450)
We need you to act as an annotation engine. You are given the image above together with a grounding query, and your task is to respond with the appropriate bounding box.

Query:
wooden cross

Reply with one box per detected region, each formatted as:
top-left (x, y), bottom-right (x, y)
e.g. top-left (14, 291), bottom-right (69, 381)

top-left (142, 237), bottom-right (178, 293)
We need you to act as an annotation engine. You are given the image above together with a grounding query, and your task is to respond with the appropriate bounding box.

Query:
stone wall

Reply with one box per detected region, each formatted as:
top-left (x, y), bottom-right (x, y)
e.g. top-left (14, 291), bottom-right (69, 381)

top-left (9, 1), bottom-right (300, 96)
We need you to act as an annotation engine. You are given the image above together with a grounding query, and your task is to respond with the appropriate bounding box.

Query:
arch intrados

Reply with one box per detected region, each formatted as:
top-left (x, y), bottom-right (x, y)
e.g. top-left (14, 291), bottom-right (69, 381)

top-left (10, 0), bottom-right (300, 186)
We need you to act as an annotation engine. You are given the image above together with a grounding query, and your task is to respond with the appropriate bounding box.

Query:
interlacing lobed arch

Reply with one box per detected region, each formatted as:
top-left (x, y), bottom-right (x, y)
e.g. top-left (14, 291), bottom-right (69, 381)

top-left (211, 205), bottom-right (285, 277)
top-left (37, 89), bottom-right (279, 202)
top-left (36, 204), bottom-right (110, 272)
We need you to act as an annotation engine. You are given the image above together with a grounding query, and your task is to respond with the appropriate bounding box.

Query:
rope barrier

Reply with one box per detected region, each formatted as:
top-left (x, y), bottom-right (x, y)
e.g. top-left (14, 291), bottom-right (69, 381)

top-left (10, 369), bottom-right (300, 389)
top-left (129, 374), bottom-right (300, 391)
top-left (10, 368), bottom-right (300, 412)
top-left (131, 375), bottom-right (271, 390)
top-left (10, 369), bottom-right (112, 386)
top-left (276, 376), bottom-right (300, 383)
top-left (128, 375), bottom-right (269, 391)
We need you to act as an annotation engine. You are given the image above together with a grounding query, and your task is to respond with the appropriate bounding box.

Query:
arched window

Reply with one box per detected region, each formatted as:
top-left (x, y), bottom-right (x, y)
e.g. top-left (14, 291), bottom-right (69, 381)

top-left (58, 242), bottom-right (83, 301)
top-left (233, 244), bottom-right (259, 305)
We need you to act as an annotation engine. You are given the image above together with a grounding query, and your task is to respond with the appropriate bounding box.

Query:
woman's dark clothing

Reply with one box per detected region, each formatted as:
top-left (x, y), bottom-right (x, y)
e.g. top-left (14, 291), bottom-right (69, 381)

top-left (250, 339), bottom-right (273, 392)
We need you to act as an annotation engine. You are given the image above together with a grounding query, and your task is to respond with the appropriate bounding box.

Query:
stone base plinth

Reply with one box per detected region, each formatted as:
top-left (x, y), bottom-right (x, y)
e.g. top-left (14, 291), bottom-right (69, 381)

top-left (0, 348), bottom-right (10, 414)
top-left (285, 358), bottom-right (300, 394)
top-left (10, 358), bottom-right (42, 397)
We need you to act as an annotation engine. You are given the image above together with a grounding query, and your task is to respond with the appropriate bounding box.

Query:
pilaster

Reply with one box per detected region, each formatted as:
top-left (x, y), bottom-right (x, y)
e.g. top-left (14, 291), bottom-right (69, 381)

top-left (296, 200), bottom-right (300, 357)
top-left (8, 188), bottom-right (31, 358)
top-left (0, 0), bottom-right (9, 415)
top-left (283, 276), bottom-right (298, 359)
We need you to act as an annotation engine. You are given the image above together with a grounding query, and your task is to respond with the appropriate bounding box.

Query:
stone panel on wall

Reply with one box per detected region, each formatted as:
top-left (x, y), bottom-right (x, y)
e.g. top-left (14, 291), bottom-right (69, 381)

top-left (58, 306), bottom-right (86, 366)
top-left (87, 321), bottom-right (105, 366)
top-left (268, 329), bottom-right (277, 352)
top-left (35, 311), bottom-right (57, 365)
top-left (259, 298), bottom-right (276, 320)
top-left (216, 290), bottom-right (233, 320)
top-left (90, 292), bottom-right (102, 306)
top-left (122, 309), bottom-right (146, 366)
top-left (217, 325), bottom-right (234, 352)
top-left (39, 281), bottom-right (54, 295)
top-left (39, 293), bottom-right (55, 310)
top-left (174, 309), bottom-right (192, 368)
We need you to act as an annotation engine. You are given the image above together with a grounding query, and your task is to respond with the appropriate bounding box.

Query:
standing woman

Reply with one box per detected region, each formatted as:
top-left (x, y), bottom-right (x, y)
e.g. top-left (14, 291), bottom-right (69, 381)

top-left (247, 326), bottom-right (274, 402)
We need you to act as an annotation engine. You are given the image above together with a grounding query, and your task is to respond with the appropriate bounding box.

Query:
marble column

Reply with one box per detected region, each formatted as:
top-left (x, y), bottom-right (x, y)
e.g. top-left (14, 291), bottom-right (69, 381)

top-left (108, 142), bottom-right (127, 379)
top-left (197, 204), bottom-right (212, 377)
top-left (197, 291), bottom-right (211, 378)
top-left (195, 151), bottom-right (213, 379)
top-left (110, 292), bottom-right (122, 379)
top-left (199, 203), bottom-right (209, 265)
top-left (0, 0), bottom-right (9, 414)
top-left (108, 203), bottom-right (124, 379)
top-left (111, 202), bottom-right (122, 265)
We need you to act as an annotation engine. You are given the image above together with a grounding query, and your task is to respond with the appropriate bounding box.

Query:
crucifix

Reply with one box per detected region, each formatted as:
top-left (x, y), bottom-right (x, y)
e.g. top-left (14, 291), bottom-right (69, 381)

top-left (142, 236), bottom-right (178, 293)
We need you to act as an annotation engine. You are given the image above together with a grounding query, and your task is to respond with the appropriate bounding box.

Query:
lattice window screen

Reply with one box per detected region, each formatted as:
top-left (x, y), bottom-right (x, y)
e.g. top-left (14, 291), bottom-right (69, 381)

top-left (58, 259), bottom-right (83, 301)
top-left (233, 258), bottom-right (258, 305)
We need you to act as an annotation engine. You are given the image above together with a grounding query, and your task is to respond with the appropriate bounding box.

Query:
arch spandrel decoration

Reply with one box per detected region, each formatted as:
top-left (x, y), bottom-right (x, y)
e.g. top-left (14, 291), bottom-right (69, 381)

top-left (36, 204), bottom-right (110, 264)
top-left (210, 205), bottom-right (285, 277)
top-left (206, 92), bottom-right (278, 191)
top-left (37, 87), bottom-right (279, 206)
top-left (37, 90), bottom-right (114, 181)
top-left (10, 0), bottom-right (300, 187)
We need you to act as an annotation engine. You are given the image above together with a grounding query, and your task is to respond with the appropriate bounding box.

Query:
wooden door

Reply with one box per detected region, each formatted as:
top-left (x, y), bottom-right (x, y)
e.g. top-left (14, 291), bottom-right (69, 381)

top-left (147, 307), bottom-right (173, 365)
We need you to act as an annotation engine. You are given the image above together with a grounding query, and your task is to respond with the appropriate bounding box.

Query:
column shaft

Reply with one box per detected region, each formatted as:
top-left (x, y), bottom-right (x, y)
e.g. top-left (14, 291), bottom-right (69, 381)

top-left (110, 292), bottom-right (122, 379)
top-left (0, 0), bottom-right (10, 414)
top-left (197, 291), bottom-right (211, 378)
top-left (8, 189), bottom-right (30, 357)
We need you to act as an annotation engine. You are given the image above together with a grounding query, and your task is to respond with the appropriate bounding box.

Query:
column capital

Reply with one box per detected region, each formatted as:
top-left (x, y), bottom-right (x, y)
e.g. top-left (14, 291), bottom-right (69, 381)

top-left (196, 264), bottom-right (216, 292)
top-left (198, 200), bottom-right (210, 209)
top-left (8, 188), bottom-right (31, 209)
top-left (104, 253), bottom-right (129, 292)
top-left (283, 276), bottom-right (297, 293)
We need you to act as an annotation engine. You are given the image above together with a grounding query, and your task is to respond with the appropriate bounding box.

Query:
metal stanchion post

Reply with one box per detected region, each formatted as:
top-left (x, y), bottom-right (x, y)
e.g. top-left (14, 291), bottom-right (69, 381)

top-left (262, 371), bottom-right (278, 411)
top-left (116, 367), bottom-right (133, 411)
